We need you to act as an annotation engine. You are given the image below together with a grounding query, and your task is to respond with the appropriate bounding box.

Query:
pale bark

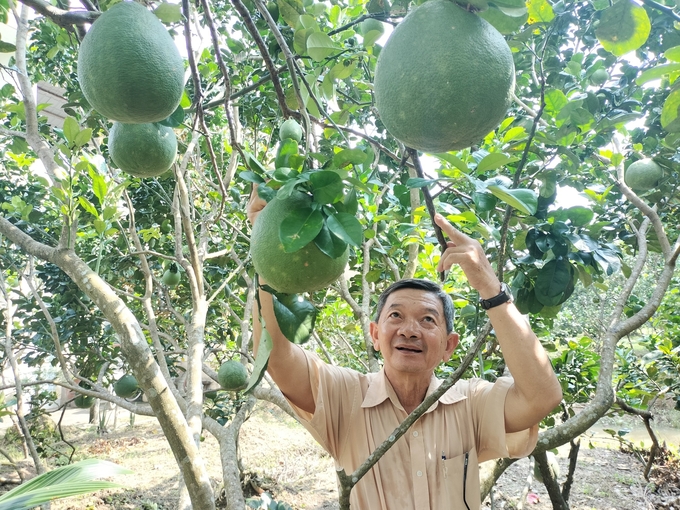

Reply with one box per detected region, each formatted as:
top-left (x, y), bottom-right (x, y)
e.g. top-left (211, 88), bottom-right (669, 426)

top-left (0, 219), bottom-right (216, 510)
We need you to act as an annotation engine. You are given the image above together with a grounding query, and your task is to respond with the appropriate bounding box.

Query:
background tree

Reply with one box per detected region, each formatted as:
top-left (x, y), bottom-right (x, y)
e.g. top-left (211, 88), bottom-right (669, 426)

top-left (1, 0), bottom-right (679, 508)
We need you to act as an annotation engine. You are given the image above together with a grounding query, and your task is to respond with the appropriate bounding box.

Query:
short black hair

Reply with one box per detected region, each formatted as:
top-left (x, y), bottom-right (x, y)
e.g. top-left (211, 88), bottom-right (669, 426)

top-left (374, 279), bottom-right (455, 334)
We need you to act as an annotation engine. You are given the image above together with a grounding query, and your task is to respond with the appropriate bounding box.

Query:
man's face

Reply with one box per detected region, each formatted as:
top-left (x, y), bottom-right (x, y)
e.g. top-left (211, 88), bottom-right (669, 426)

top-left (370, 288), bottom-right (459, 377)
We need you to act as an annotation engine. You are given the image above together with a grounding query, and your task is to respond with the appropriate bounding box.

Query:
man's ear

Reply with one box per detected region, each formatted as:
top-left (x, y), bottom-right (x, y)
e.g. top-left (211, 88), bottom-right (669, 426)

top-left (443, 332), bottom-right (459, 361)
top-left (369, 321), bottom-right (381, 351)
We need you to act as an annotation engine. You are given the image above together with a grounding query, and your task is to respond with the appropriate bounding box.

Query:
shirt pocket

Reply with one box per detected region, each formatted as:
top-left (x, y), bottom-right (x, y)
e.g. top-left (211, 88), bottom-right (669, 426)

top-left (440, 447), bottom-right (481, 510)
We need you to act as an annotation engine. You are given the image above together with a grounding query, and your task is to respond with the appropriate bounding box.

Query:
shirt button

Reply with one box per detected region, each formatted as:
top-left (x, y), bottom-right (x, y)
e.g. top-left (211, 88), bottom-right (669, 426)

top-left (417, 470), bottom-right (423, 477)
top-left (412, 431), bottom-right (419, 437)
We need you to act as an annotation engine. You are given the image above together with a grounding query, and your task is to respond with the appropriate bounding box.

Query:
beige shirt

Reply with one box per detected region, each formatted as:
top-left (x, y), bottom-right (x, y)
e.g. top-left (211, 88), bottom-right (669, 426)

top-left (286, 350), bottom-right (538, 510)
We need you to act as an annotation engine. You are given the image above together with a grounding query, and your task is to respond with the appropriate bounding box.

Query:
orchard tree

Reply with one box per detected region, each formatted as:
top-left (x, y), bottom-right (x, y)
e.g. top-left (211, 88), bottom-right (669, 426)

top-left (1, 0), bottom-right (679, 508)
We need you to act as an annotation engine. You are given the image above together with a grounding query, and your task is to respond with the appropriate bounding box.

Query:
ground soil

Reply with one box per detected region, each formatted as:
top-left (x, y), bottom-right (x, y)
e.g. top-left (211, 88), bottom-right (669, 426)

top-left (0, 402), bottom-right (678, 510)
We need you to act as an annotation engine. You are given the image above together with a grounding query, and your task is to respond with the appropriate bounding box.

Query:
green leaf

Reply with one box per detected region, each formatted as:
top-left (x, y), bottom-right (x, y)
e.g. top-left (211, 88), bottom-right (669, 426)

top-left (272, 293), bottom-right (317, 344)
top-left (565, 206), bottom-right (594, 226)
top-left (158, 105), bottom-right (185, 128)
top-left (486, 185), bottom-right (538, 215)
top-left (534, 259), bottom-right (575, 307)
top-left (314, 223), bottom-right (348, 258)
top-left (476, 153), bottom-right (519, 172)
top-left (472, 191), bottom-right (498, 212)
top-left (343, 188), bottom-right (359, 215)
top-left (309, 170), bottom-right (343, 204)
top-left (78, 197), bottom-right (98, 217)
top-left (635, 64), bottom-right (680, 86)
top-left (329, 60), bottom-right (357, 80)
top-left (0, 41), bottom-right (16, 53)
top-left (279, 207), bottom-right (323, 252)
top-left (245, 317), bottom-right (272, 393)
top-left (544, 89), bottom-right (568, 114)
top-left (326, 212), bottom-right (362, 247)
top-left (332, 148), bottom-right (367, 168)
top-left (664, 45), bottom-right (680, 62)
top-left (527, 0), bottom-right (554, 23)
top-left (306, 32), bottom-right (338, 62)
top-left (479, 7), bottom-right (528, 35)
top-left (74, 128), bottom-right (92, 147)
top-left (89, 168), bottom-right (107, 206)
top-left (243, 152), bottom-right (267, 176)
top-left (406, 177), bottom-right (435, 188)
top-left (275, 139), bottom-right (299, 169)
top-left (62, 117), bottom-right (79, 146)
top-left (432, 152), bottom-right (468, 172)
top-left (278, 0), bottom-right (303, 28)
top-left (595, 0), bottom-right (651, 57)
top-left (154, 2), bottom-right (183, 23)
top-left (0, 459), bottom-right (131, 510)
top-left (661, 87), bottom-right (680, 133)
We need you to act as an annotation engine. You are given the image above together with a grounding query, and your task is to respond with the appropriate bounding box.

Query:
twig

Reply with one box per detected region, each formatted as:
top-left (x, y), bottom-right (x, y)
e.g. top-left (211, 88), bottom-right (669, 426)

top-left (407, 148), bottom-right (448, 281)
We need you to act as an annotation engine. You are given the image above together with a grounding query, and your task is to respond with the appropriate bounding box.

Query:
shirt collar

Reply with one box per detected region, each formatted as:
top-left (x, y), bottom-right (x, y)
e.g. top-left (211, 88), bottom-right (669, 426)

top-left (361, 369), bottom-right (467, 412)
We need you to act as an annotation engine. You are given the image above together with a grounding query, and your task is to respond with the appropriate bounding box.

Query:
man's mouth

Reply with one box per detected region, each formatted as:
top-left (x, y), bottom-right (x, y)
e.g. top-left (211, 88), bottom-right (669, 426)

top-left (396, 346), bottom-right (422, 353)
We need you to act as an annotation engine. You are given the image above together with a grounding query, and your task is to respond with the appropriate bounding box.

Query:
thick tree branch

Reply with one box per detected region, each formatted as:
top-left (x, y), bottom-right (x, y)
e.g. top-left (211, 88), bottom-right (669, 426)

top-left (16, 0), bottom-right (98, 28)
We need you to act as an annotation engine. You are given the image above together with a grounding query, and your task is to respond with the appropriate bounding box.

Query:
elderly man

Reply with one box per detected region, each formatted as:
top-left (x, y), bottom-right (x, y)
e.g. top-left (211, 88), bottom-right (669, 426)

top-left (249, 191), bottom-right (562, 510)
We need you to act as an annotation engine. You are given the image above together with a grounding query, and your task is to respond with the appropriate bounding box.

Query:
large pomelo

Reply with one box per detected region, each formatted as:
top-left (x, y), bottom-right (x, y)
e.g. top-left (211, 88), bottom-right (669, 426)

top-left (250, 191), bottom-right (349, 294)
top-left (624, 158), bottom-right (663, 191)
top-left (109, 122), bottom-right (177, 178)
top-left (77, 1), bottom-right (184, 123)
top-left (374, 0), bottom-right (515, 153)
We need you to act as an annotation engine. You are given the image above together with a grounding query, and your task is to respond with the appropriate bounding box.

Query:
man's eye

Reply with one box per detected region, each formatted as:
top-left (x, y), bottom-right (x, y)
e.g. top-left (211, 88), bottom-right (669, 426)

top-left (423, 316), bottom-right (435, 323)
top-left (389, 312), bottom-right (400, 318)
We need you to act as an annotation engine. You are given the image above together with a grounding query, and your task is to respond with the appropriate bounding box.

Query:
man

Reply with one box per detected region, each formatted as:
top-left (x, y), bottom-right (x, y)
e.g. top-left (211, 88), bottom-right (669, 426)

top-left (249, 190), bottom-right (563, 510)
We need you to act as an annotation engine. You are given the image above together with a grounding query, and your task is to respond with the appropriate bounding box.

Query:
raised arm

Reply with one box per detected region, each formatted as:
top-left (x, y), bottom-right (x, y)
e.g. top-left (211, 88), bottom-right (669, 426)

top-left (434, 213), bottom-right (563, 433)
top-left (248, 186), bottom-right (315, 414)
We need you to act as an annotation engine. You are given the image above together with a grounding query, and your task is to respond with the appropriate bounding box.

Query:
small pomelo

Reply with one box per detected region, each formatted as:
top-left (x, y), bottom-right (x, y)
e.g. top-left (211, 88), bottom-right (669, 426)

top-left (74, 394), bottom-right (94, 408)
top-left (113, 374), bottom-right (139, 398)
top-left (217, 360), bottom-right (248, 391)
top-left (250, 191), bottom-right (349, 294)
top-left (374, 0), bottom-right (514, 153)
top-left (359, 18), bottom-right (385, 48)
top-left (109, 122), bottom-right (177, 178)
top-left (589, 68), bottom-right (609, 86)
top-left (77, 1), bottom-right (184, 123)
top-left (624, 158), bottom-right (663, 191)
top-left (162, 264), bottom-right (181, 287)
top-left (278, 118), bottom-right (303, 143)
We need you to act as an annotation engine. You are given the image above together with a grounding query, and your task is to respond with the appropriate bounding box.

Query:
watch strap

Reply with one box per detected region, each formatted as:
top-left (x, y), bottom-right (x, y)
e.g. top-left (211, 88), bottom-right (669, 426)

top-left (479, 282), bottom-right (512, 310)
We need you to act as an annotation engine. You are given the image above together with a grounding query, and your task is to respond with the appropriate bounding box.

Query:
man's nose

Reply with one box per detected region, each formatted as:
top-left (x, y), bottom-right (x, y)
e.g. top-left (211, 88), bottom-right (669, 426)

top-left (398, 318), bottom-right (419, 337)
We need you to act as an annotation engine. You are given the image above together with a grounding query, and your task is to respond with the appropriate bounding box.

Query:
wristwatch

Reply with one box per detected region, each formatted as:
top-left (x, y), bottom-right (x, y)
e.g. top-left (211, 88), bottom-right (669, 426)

top-left (479, 282), bottom-right (513, 310)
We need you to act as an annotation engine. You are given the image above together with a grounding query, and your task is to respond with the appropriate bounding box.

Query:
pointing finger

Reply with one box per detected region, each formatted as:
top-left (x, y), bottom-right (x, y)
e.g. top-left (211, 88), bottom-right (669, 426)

top-left (434, 213), bottom-right (468, 243)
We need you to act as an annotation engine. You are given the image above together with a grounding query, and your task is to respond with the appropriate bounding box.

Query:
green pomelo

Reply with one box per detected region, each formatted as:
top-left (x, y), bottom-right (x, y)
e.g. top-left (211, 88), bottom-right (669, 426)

top-left (162, 266), bottom-right (181, 286)
top-left (109, 122), bottom-right (177, 178)
top-left (217, 360), bottom-right (248, 391)
top-left (113, 374), bottom-right (139, 398)
top-left (590, 68), bottom-right (609, 86)
top-left (77, 1), bottom-right (184, 123)
top-left (74, 394), bottom-right (94, 408)
top-left (250, 191), bottom-right (349, 294)
top-left (624, 158), bottom-right (663, 191)
top-left (278, 118), bottom-right (303, 142)
top-left (374, 0), bottom-right (515, 153)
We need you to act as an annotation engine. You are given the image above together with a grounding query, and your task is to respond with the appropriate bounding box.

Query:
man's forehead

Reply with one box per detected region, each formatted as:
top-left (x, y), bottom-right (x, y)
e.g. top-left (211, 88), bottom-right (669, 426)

top-left (384, 288), bottom-right (443, 313)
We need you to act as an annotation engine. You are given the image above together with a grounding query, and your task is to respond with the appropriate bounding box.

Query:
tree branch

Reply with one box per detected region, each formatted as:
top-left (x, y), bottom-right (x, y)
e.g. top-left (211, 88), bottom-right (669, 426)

top-left (16, 0), bottom-right (98, 28)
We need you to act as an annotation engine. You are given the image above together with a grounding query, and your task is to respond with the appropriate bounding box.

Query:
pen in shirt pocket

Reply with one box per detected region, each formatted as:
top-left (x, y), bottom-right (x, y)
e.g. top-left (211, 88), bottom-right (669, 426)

top-left (441, 451), bottom-right (446, 460)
